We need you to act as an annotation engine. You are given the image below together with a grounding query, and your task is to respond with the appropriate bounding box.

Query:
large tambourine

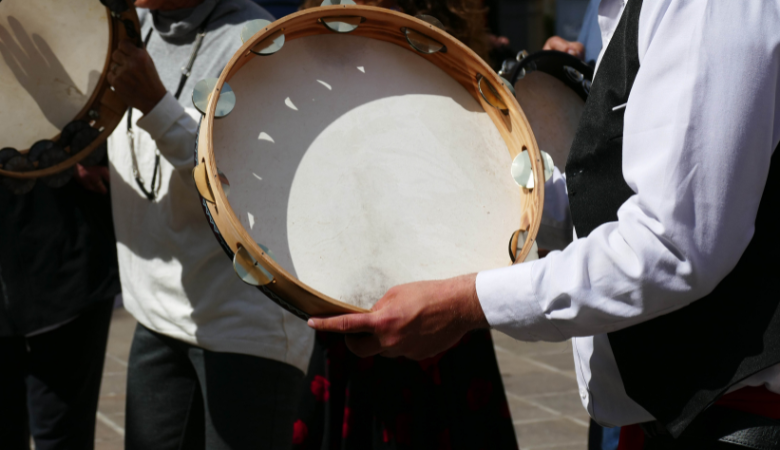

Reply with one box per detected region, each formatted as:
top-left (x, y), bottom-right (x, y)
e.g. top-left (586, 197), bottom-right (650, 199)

top-left (0, 0), bottom-right (139, 193)
top-left (192, 4), bottom-right (546, 319)
top-left (503, 50), bottom-right (594, 172)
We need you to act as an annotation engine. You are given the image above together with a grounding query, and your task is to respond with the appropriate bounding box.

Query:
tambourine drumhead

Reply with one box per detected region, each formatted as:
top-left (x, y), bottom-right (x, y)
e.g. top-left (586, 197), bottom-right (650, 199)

top-left (215, 35), bottom-right (520, 310)
top-left (514, 72), bottom-right (583, 172)
top-left (0, 0), bottom-right (109, 151)
top-left (197, 6), bottom-right (544, 317)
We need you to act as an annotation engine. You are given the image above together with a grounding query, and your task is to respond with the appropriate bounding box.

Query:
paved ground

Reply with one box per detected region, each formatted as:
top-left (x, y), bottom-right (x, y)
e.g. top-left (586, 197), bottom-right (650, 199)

top-left (94, 308), bottom-right (587, 450)
top-left (94, 308), bottom-right (134, 450)
top-left (492, 331), bottom-right (589, 450)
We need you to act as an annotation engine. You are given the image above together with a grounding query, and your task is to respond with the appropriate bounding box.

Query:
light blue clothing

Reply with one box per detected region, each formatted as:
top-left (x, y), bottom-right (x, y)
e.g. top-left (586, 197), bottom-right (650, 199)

top-left (576, 0), bottom-right (603, 63)
top-left (556, 0), bottom-right (591, 41)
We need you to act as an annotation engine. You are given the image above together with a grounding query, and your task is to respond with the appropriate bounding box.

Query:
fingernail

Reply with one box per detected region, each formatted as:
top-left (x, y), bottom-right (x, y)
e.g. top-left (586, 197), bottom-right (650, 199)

top-left (568, 49), bottom-right (578, 55)
top-left (307, 319), bottom-right (315, 328)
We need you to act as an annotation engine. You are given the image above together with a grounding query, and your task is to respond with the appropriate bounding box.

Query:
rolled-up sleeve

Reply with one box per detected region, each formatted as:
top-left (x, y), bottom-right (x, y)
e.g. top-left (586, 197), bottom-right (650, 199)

top-left (136, 92), bottom-right (199, 173)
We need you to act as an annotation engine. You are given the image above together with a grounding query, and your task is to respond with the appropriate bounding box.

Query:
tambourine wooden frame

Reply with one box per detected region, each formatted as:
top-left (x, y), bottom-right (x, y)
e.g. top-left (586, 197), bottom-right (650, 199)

top-left (195, 5), bottom-right (545, 317)
top-left (0, 0), bottom-right (138, 179)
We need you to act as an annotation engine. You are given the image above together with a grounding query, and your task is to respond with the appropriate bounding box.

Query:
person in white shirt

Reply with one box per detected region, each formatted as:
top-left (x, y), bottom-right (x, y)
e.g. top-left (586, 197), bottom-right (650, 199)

top-left (310, 0), bottom-right (780, 447)
top-left (105, 0), bottom-right (314, 448)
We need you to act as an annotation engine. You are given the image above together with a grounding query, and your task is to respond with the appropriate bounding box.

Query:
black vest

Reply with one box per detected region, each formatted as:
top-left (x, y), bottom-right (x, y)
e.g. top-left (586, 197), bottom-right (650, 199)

top-left (566, 0), bottom-right (780, 437)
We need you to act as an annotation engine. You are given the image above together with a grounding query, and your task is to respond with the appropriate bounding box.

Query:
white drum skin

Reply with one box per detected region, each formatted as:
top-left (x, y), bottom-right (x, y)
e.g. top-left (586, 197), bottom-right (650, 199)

top-left (195, 5), bottom-right (544, 317)
top-left (514, 71), bottom-right (584, 171)
top-left (214, 35), bottom-right (520, 310)
top-left (0, 0), bottom-right (109, 151)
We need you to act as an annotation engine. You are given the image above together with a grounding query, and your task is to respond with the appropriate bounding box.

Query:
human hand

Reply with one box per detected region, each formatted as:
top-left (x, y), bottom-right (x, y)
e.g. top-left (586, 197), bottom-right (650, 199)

top-left (543, 36), bottom-right (585, 60)
top-left (106, 39), bottom-right (167, 115)
top-left (307, 274), bottom-right (489, 360)
top-left (74, 164), bottom-right (109, 194)
top-left (488, 34), bottom-right (510, 49)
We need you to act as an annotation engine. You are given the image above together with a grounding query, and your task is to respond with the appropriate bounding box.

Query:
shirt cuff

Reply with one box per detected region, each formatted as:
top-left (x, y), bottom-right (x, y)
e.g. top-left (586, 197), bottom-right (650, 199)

top-left (136, 92), bottom-right (184, 141)
top-left (476, 261), bottom-right (567, 342)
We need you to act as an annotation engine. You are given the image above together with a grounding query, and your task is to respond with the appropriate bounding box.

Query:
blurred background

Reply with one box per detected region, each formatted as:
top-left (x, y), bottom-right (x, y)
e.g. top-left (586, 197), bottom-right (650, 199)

top-left (253, 0), bottom-right (593, 70)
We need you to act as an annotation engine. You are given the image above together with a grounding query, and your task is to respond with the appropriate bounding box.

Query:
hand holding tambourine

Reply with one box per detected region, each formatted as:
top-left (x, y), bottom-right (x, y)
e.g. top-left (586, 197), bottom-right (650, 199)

top-left (107, 39), bottom-right (167, 115)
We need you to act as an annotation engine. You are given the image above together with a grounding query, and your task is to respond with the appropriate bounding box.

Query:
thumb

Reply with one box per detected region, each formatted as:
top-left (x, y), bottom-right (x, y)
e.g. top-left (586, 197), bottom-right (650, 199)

top-left (371, 287), bottom-right (398, 312)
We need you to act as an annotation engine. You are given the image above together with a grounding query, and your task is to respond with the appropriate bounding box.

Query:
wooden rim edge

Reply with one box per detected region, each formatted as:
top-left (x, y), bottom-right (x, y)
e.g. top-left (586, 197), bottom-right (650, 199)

top-left (0, 0), bottom-right (137, 179)
top-left (199, 6), bottom-right (543, 315)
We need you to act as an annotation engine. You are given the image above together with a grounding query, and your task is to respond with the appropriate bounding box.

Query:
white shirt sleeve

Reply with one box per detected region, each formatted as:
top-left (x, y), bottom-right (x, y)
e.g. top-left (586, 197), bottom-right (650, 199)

top-left (478, 1), bottom-right (780, 342)
top-left (136, 92), bottom-right (199, 176)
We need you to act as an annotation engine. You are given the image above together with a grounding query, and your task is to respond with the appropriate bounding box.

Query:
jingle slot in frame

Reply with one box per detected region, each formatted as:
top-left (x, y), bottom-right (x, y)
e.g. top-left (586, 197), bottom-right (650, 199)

top-left (477, 74), bottom-right (509, 114)
top-left (318, 16), bottom-right (366, 34)
top-left (194, 5), bottom-right (545, 317)
top-left (241, 19), bottom-right (285, 55)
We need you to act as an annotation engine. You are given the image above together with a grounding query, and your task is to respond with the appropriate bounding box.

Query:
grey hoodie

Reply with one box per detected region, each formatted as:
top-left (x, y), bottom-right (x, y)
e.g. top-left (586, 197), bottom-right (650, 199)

top-left (139, 0), bottom-right (274, 107)
top-left (108, 1), bottom-right (315, 373)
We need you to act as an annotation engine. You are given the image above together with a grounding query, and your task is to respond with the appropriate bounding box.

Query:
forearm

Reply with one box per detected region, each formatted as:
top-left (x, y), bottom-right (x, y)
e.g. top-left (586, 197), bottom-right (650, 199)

top-left (136, 92), bottom-right (199, 176)
top-left (478, 1), bottom-right (780, 342)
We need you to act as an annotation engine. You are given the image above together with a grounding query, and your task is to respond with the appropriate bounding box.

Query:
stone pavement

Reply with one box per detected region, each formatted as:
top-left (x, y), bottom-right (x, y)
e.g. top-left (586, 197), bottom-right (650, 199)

top-left (94, 308), bottom-right (588, 450)
top-left (492, 332), bottom-right (589, 450)
top-left (94, 308), bottom-right (134, 450)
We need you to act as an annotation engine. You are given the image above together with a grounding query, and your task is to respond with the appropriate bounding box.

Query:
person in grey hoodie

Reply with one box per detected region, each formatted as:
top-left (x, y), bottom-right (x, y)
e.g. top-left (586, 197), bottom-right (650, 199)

top-left (106, 0), bottom-right (314, 448)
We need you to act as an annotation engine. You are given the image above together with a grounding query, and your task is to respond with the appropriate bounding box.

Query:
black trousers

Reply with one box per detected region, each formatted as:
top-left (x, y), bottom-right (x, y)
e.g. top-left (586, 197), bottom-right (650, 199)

top-left (125, 323), bottom-right (305, 450)
top-left (0, 299), bottom-right (113, 450)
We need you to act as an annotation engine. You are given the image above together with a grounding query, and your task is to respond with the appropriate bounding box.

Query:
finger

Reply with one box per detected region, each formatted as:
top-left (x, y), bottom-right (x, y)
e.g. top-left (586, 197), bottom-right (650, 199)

top-left (543, 36), bottom-right (582, 56)
top-left (567, 42), bottom-right (585, 60)
top-left (371, 283), bottom-right (404, 312)
top-left (107, 62), bottom-right (130, 86)
top-left (96, 179), bottom-right (108, 195)
top-left (83, 171), bottom-right (107, 194)
top-left (84, 175), bottom-right (99, 191)
top-left (345, 334), bottom-right (383, 358)
top-left (542, 36), bottom-right (564, 51)
top-left (307, 313), bottom-right (377, 334)
top-left (370, 291), bottom-right (392, 312)
top-left (76, 174), bottom-right (104, 194)
top-left (111, 50), bottom-right (128, 65)
top-left (97, 166), bottom-right (110, 182)
top-left (118, 39), bottom-right (138, 56)
top-left (83, 177), bottom-right (97, 192)
top-left (90, 176), bottom-right (107, 194)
